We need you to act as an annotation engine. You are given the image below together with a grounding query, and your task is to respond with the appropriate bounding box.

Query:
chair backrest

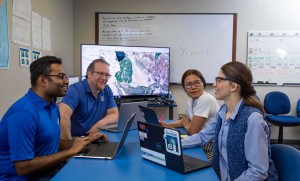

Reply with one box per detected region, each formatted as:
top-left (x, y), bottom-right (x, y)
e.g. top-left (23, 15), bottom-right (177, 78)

top-left (264, 91), bottom-right (290, 115)
top-left (271, 144), bottom-right (300, 181)
top-left (297, 99), bottom-right (300, 117)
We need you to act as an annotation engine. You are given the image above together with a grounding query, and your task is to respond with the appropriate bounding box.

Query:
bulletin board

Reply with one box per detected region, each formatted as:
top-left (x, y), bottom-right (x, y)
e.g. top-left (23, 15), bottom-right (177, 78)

top-left (95, 13), bottom-right (237, 84)
top-left (247, 31), bottom-right (300, 85)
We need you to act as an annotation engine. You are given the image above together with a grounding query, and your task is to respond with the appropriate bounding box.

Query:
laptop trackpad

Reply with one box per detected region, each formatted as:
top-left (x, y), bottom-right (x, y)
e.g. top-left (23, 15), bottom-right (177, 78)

top-left (183, 154), bottom-right (212, 172)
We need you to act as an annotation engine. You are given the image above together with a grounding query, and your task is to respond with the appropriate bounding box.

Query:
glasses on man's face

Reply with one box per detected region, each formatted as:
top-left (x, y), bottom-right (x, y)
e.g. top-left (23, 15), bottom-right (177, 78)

top-left (93, 70), bottom-right (111, 79)
top-left (215, 77), bottom-right (232, 84)
top-left (43, 74), bottom-right (69, 82)
top-left (184, 80), bottom-right (202, 89)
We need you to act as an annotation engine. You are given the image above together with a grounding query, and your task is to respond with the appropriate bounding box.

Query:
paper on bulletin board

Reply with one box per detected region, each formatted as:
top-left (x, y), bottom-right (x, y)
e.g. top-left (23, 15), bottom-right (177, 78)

top-left (32, 50), bottom-right (41, 61)
top-left (13, 0), bottom-right (31, 21)
top-left (13, 15), bottom-right (31, 46)
top-left (32, 11), bottom-right (42, 49)
top-left (19, 47), bottom-right (31, 67)
top-left (42, 17), bottom-right (51, 51)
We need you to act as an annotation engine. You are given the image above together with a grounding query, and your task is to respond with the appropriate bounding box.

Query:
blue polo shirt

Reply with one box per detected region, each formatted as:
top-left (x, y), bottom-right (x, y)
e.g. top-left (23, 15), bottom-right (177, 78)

top-left (61, 79), bottom-right (117, 136)
top-left (0, 89), bottom-right (60, 181)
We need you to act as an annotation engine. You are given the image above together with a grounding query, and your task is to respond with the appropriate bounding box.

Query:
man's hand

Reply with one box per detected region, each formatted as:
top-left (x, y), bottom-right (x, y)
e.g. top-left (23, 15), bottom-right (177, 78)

top-left (87, 126), bottom-right (99, 135)
top-left (87, 121), bottom-right (106, 135)
top-left (69, 137), bottom-right (91, 155)
top-left (88, 132), bottom-right (108, 143)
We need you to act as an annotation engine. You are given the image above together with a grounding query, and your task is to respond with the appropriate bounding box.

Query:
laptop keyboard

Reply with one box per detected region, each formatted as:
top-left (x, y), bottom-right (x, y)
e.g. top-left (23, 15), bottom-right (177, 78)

top-left (184, 161), bottom-right (200, 170)
top-left (85, 142), bottom-right (119, 157)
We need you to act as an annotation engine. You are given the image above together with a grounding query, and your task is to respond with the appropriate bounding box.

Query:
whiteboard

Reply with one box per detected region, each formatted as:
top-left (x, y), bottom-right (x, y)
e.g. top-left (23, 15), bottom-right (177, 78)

top-left (247, 31), bottom-right (300, 85)
top-left (96, 13), bottom-right (237, 84)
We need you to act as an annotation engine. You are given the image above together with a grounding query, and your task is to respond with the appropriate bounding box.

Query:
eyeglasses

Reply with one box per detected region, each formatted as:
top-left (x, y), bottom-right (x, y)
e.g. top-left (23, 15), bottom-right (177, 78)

top-left (215, 77), bottom-right (232, 84)
top-left (43, 74), bottom-right (69, 82)
top-left (93, 71), bottom-right (111, 79)
top-left (184, 80), bottom-right (202, 89)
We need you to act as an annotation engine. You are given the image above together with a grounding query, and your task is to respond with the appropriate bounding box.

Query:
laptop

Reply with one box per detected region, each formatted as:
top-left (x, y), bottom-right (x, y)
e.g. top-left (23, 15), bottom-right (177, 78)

top-left (137, 121), bottom-right (212, 174)
top-left (102, 101), bottom-right (147, 132)
top-left (138, 105), bottom-right (159, 125)
top-left (74, 113), bottom-right (136, 159)
top-left (139, 105), bottom-right (187, 138)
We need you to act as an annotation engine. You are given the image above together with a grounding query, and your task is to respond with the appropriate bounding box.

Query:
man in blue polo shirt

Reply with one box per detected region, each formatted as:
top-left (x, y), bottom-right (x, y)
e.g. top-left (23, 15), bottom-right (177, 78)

top-left (59, 58), bottom-right (119, 140)
top-left (0, 56), bottom-right (107, 180)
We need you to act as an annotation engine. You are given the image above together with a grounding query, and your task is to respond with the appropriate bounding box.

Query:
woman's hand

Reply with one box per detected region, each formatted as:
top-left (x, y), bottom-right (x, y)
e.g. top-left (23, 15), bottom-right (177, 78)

top-left (181, 115), bottom-right (190, 129)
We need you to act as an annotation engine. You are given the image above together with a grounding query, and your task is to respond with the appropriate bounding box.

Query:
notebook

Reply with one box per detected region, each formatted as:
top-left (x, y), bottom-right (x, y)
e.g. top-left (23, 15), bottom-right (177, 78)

top-left (74, 113), bottom-right (136, 160)
top-left (137, 121), bottom-right (212, 174)
top-left (138, 105), bottom-right (160, 125)
top-left (102, 101), bottom-right (147, 132)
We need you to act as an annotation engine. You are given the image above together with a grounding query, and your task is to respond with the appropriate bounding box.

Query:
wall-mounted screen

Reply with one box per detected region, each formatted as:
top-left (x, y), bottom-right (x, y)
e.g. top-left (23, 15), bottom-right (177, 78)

top-left (81, 44), bottom-right (170, 98)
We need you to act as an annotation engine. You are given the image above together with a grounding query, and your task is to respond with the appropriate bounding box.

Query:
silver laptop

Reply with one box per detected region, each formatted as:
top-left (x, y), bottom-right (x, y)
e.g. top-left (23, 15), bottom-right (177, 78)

top-left (102, 101), bottom-right (147, 132)
top-left (74, 113), bottom-right (136, 159)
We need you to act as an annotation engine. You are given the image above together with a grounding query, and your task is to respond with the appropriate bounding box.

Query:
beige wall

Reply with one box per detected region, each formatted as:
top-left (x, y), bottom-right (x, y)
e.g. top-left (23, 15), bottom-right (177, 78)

top-left (0, 0), bottom-right (73, 116)
top-left (1, 0), bottom-right (300, 140)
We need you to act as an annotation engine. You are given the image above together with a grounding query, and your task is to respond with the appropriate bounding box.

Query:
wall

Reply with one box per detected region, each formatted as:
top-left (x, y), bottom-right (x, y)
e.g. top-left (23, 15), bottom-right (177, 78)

top-left (73, 0), bottom-right (300, 140)
top-left (0, 0), bottom-right (73, 116)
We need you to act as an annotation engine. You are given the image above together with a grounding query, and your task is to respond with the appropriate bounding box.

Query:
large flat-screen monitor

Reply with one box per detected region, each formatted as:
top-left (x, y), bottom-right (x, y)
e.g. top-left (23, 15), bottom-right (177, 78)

top-left (80, 44), bottom-right (170, 99)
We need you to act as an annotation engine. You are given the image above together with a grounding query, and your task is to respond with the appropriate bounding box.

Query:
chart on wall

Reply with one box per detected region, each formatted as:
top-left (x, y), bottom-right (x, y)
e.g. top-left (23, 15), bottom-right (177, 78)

top-left (247, 31), bottom-right (300, 85)
top-left (96, 13), bottom-right (237, 84)
top-left (0, 0), bottom-right (9, 69)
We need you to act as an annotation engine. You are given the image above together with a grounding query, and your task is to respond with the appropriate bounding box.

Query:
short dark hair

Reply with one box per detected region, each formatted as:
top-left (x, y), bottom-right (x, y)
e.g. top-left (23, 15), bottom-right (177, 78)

top-left (181, 69), bottom-right (207, 88)
top-left (86, 58), bottom-right (110, 79)
top-left (30, 56), bottom-right (62, 86)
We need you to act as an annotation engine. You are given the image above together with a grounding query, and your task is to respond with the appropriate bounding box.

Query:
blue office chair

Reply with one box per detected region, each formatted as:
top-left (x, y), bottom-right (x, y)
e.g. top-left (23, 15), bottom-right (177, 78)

top-left (264, 91), bottom-right (300, 144)
top-left (271, 144), bottom-right (300, 181)
top-left (297, 99), bottom-right (300, 117)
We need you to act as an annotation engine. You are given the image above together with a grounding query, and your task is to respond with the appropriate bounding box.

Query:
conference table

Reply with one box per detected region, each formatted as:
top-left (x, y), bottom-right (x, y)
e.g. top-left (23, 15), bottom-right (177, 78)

top-left (51, 127), bottom-right (219, 181)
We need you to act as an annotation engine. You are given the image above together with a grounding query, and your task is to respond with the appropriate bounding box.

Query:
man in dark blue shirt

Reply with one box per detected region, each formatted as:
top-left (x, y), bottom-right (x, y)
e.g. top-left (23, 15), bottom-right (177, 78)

top-left (59, 58), bottom-right (118, 140)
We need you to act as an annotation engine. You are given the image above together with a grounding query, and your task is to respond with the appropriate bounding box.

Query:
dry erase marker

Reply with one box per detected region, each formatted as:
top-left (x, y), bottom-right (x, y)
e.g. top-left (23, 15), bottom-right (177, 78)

top-left (159, 114), bottom-right (165, 122)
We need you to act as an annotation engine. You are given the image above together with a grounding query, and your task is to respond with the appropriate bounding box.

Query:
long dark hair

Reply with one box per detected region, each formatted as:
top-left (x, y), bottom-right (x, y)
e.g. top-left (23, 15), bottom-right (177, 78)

top-left (221, 61), bottom-right (264, 113)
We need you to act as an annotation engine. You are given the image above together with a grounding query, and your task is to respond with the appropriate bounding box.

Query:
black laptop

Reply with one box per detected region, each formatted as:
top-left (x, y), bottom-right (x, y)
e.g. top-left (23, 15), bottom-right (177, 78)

top-left (137, 121), bottom-right (212, 174)
top-left (74, 113), bottom-right (136, 159)
top-left (138, 105), bottom-right (160, 125)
